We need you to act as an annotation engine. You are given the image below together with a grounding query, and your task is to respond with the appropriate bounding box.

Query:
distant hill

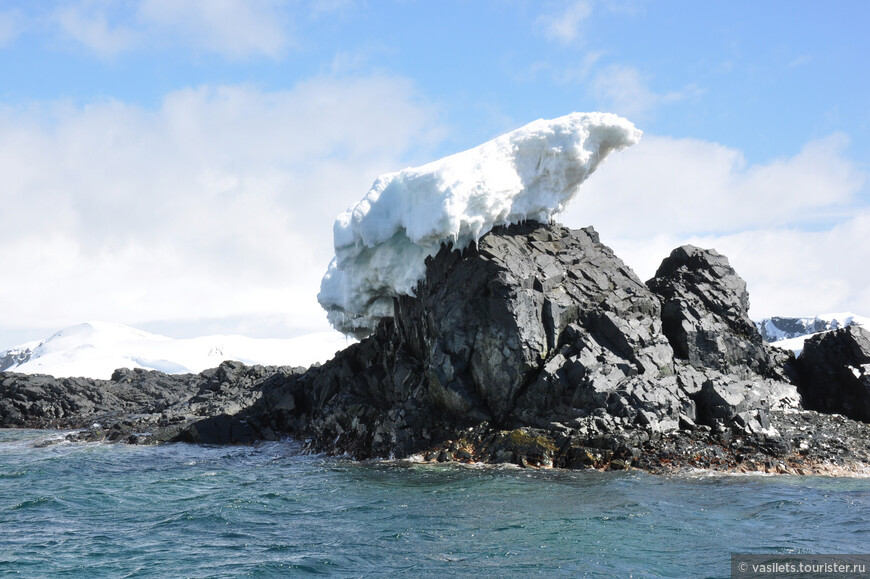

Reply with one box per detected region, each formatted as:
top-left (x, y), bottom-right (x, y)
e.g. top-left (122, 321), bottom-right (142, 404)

top-left (0, 322), bottom-right (354, 379)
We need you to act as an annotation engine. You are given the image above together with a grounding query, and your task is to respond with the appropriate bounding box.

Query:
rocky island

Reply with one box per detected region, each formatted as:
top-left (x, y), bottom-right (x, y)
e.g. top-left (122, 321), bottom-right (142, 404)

top-left (2, 113), bottom-right (869, 475)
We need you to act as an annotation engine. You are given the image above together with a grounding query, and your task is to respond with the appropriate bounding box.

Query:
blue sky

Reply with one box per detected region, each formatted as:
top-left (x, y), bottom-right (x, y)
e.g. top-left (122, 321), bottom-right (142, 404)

top-left (1, 0), bottom-right (868, 348)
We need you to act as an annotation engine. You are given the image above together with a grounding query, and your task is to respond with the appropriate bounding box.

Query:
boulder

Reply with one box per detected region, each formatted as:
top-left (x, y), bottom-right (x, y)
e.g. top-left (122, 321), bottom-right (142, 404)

top-left (647, 245), bottom-right (787, 381)
top-left (404, 223), bottom-right (676, 427)
top-left (796, 325), bottom-right (870, 422)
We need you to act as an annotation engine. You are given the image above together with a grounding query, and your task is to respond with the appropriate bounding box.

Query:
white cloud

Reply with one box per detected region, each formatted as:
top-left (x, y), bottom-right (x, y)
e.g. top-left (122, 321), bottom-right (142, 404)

top-left (49, 0), bottom-right (291, 58)
top-left (592, 65), bottom-right (656, 118)
top-left (137, 0), bottom-right (289, 59)
top-left (563, 133), bottom-right (864, 238)
top-left (591, 64), bottom-right (702, 120)
top-left (54, 2), bottom-right (138, 57)
top-left (0, 76), bottom-right (443, 343)
top-left (0, 9), bottom-right (21, 46)
top-left (574, 219), bottom-right (870, 320)
top-left (533, 4), bottom-right (698, 120)
top-left (601, 214), bottom-right (870, 319)
top-left (558, 133), bottom-right (869, 319)
top-left (537, 0), bottom-right (592, 44)
top-left (687, 215), bottom-right (870, 318)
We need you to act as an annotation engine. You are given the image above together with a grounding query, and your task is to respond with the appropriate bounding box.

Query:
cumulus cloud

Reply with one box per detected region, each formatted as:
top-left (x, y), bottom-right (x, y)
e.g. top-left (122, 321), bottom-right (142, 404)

top-left (0, 76), bottom-right (443, 341)
top-left (558, 133), bottom-right (869, 319)
top-left (600, 213), bottom-right (870, 319)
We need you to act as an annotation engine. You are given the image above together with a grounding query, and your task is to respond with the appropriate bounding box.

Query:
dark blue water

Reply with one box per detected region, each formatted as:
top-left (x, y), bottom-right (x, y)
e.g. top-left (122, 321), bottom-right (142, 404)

top-left (1, 430), bottom-right (868, 577)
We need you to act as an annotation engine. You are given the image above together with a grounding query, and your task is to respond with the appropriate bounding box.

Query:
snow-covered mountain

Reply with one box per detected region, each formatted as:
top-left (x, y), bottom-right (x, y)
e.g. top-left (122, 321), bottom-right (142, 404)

top-left (0, 322), bottom-right (355, 380)
top-left (5, 313), bottom-right (865, 380)
top-left (755, 312), bottom-right (868, 355)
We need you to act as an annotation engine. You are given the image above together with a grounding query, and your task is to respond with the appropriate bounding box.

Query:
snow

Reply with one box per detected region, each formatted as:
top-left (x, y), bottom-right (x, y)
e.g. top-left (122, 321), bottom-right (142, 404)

top-left (768, 334), bottom-right (813, 356)
top-left (318, 112), bottom-right (642, 337)
top-left (1, 322), bottom-right (355, 380)
top-left (758, 319), bottom-right (792, 343)
top-left (815, 312), bottom-right (870, 328)
top-left (0, 340), bottom-right (41, 371)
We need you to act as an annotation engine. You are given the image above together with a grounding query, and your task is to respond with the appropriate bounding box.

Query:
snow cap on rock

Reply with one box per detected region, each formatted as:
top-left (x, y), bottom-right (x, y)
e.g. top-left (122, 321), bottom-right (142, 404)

top-left (318, 112), bottom-right (642, 337)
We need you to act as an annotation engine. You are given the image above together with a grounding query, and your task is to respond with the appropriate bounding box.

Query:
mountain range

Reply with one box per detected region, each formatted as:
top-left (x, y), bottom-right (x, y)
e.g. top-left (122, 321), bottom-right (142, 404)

top-left (754, 313), bottom-right (869, 354)
top-left (0, 322), bottom-right (353, 379)
top-left (0, 315), bottom-right (865, 381)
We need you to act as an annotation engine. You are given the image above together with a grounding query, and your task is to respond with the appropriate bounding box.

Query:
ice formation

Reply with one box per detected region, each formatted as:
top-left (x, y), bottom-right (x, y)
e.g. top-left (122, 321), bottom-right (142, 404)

top-left (318, 112), bottom-right (642, 337)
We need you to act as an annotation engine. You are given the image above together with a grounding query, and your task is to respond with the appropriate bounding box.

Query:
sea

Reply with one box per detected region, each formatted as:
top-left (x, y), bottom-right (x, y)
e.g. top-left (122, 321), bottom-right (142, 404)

top-left (1, 429), bottom-right (868, 578)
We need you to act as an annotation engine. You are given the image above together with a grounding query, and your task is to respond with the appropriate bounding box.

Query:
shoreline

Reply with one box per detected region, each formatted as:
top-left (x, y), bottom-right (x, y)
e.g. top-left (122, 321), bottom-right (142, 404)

top-left (4, 424), bottom-right (870, 478)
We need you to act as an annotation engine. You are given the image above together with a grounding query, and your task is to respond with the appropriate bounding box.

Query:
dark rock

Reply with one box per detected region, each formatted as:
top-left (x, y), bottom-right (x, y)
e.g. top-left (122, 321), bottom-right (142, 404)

top-left (0, 361), bottom-right (306, 443)
top-left (0, 345), bottom-right (36, 373)
top-left (401, 223), bottom-right (673, 427)
top-left (485, 428), bottom-right (557, 467)
top-left (253, 222), bottom-right (685, 460)
top-left (796, 326), bottom-right (870, 422)
top-left (436, 450), bottom-right (453, 463)
top-left (694, 375), bottom-right (799, 434)
top-left (176, 415), bottom-right (259, 445)
top-left (647, 245), bottom-right (782, 379)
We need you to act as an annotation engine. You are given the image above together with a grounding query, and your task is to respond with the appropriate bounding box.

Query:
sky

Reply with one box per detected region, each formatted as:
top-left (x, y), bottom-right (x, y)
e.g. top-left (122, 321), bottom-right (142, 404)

top-left (0, 0), bottom-right (868, 350)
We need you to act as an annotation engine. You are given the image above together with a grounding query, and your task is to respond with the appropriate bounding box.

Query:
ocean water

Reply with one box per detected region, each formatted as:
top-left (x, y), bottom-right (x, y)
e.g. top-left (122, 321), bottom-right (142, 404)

top-left (1, 430), bottom-right (868, 578)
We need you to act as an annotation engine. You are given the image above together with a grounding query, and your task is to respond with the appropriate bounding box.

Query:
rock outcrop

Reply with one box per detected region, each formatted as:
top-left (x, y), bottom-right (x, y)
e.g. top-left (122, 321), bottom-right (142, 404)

top-left (796, 325), bottom-right (870, 422)
top-left (647, 245), bottom-right (778, 379)
top-left (646, 245), bottom-right (799, 436)
top-left (0, 362), bottom-right (305, 444)
top-left (3, 221), bottom-right (870, 475)
top-left (242, 222), bottom-right (867, 473)
top-left (0, 344), bottom-right (35, 372)
top-left (250, 223), bottom-right (688, 459)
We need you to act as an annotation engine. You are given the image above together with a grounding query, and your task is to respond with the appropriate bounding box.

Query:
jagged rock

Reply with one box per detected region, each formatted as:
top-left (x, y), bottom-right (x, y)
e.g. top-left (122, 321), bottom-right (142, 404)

top-left (253, 222), bottom-right (684, 459)
top-left (175, 414), bottom-right (259, 444)
top-left (647, 245), bottom-right (781, 379)
top-left (796, 325), bottom-right (870, 422)
top-left (249, 223), bottom-right (843, 466)
top-left (642, 246), bottom-right (803, 435)
top-left (0, 344), bottom-right (35, 372)
top-left (694, 374), bottom-right (799, 435)
top-left (405, 223), bottom-right (675, 427)
top-left (0, 361), bottom-right (304, 442)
